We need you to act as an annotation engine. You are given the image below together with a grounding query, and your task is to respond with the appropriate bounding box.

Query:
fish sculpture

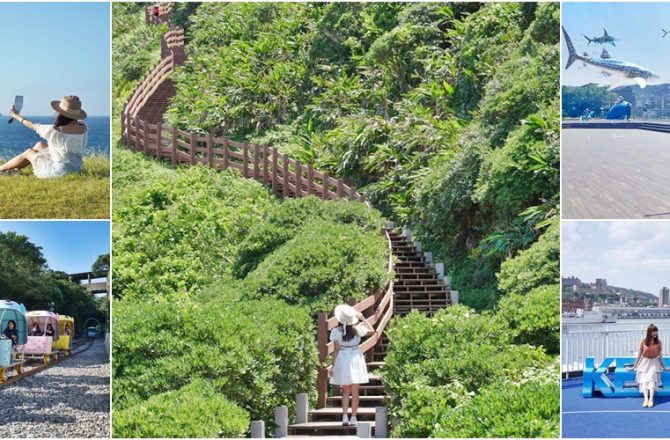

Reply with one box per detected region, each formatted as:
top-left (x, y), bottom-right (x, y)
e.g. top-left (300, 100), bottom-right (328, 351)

top-left (564, 27), bottom-right (659, 89)
top-left (583, 28), bottom-right (618, 46)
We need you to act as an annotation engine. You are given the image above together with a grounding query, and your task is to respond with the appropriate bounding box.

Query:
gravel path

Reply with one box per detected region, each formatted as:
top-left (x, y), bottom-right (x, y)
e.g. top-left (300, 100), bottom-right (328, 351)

top-left (0, 339), bottom-right (110, 438)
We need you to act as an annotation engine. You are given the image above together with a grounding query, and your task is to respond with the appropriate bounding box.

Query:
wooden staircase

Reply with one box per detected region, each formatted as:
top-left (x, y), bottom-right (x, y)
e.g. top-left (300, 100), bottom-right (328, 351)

top-left (286, 229), bottom-right (454, 437)
top-left (126, 7), bottom-right (455, 438)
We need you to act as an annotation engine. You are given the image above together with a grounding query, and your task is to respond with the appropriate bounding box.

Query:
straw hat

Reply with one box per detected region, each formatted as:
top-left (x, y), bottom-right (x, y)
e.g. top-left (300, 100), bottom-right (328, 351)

top-left (334, 304), bottom-right (360, 327)
top-left (51, 96), bottom-right (87, 120)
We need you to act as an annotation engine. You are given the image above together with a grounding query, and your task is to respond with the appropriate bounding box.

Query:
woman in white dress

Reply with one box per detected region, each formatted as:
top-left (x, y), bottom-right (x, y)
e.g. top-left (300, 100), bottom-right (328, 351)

top-left (330, 304), bottom-right (375, 426)
top-left (0, 96), bottom-right (87, 178)
top-left (628, 324), bottom-right (666, 408)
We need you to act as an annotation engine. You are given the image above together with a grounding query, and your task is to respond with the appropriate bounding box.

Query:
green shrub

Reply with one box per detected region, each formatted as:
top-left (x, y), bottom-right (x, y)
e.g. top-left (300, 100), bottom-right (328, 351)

top-left (112, 295), bottom-right (318, 426)
top-left (496, 284), bottom-right (560, 354)
top-left (113, 379), bottom-right (250, 438)
top-left (242, 220), bottom-right (389, 313)
top-left (434, 363), bottom-right (559, 438)
top-left (382, 306), bottom-right (553, 437)
top-left (112, 160), bottom-right (274, 303)
top-left (233, 196), bottom-right (384, 277)
top-left (497, 217), bottom-right (559, 296)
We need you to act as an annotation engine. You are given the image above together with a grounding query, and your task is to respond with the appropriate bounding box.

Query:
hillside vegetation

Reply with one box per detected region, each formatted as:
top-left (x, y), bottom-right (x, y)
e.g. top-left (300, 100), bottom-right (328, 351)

top-left (112, 2), bottom-right (559, 437)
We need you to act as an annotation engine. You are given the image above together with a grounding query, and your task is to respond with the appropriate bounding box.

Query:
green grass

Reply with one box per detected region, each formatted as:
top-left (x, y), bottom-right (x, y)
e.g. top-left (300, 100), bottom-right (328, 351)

top-left (0, 154), bottom-right (110, 219)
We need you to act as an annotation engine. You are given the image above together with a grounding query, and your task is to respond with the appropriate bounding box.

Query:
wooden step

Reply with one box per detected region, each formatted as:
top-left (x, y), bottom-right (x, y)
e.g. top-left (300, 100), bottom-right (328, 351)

top-left (309, 407), bottom-right (376, 421)
top-left (288, 421), bottom-right (373, 436)
top-left (328, 395), bottom-right (386, 406)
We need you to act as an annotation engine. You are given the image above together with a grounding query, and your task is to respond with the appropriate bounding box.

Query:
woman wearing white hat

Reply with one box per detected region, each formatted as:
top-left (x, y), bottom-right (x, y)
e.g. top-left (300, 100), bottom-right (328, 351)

top-left (330, 303), bottom-right (375, 426)
top-left (0, 96), bottom-right (88, 178)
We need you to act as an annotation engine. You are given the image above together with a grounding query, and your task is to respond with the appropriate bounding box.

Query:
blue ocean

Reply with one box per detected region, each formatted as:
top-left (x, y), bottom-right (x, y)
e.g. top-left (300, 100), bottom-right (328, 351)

top-left (0, 115), bottom-right (109, 159)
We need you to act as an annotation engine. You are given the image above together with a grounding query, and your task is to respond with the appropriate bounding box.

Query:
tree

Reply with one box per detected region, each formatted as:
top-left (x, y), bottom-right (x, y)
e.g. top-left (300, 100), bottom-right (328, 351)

top-left (92, 253), bottom-right (110, 276)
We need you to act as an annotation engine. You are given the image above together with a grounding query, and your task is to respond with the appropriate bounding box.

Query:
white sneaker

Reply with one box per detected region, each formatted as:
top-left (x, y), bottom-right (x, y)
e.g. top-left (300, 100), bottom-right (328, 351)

top-left (342, 414), bottom-right (349, 426)
top-left (349, 416), bottom-right (357, 426)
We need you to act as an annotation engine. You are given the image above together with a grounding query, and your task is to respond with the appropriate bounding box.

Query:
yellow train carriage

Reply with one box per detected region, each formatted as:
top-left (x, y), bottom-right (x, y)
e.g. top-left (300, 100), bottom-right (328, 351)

top-left (54, 315), bottom-right (74, 355)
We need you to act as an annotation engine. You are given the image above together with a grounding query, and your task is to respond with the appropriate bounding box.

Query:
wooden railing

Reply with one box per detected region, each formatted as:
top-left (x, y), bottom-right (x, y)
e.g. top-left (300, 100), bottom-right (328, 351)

top-left (123, 116), bottom-right (365, 201)
top-left (145, 3), bottom-right (172, 24)
top-left (315, 227), bottom-right (394, 408)
top-left (123, 9), bottom-right (382, 411)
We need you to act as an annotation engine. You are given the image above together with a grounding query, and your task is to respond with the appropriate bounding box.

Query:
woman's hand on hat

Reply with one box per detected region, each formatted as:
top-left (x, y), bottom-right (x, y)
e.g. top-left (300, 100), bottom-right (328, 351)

top-left (8, 106), bottom-right (17, 117)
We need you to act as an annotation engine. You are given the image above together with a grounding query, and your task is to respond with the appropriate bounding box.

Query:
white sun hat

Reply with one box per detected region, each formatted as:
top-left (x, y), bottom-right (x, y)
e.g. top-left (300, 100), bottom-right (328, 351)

top-left (334, 304), bottom-right (360, 326)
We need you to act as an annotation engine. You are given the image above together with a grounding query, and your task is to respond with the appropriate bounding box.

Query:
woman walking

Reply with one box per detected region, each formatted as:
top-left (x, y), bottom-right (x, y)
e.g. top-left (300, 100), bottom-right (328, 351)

top-left (0, 96), bottom-right (88, 178)
top-left (628, 324), bottom-right (666, 408)
top-left (329, 304), bottom-right (375, 426)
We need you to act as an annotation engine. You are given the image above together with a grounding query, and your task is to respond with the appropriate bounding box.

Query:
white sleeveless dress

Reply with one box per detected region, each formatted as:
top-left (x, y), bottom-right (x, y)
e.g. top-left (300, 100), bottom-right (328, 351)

top-left (329, 325), bottom-right (370, 386)
top-left (32, 124), bottom-right (86, 178)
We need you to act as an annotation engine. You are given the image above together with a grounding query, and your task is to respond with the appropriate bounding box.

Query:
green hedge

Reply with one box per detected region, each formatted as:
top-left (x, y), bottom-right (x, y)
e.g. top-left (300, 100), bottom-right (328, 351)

top-left (496, 284), bottom-right (560, 354)
top-left (113, 379), bottom-right (250, 438)
top-left (112, 157), bottom-right (274, 303)
top-left (242, 220), bottom-right (390, 313)
top-left (112, 294), bottom-right (318, 427)
top-left (233, 196), bottom-right (385, 277)
top-left (381, 305), bottom-right (557, 438)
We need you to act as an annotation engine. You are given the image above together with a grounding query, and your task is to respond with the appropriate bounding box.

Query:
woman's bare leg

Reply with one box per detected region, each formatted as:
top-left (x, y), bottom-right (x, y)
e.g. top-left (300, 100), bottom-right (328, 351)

top-left (31, 141), bottom-right (48, 152)
top-left (0, 147), bottom-right (38, 171)
top-left (341, 385), bottom-right (351, 416)
top-left (351, 384), bottom-right (360, 417)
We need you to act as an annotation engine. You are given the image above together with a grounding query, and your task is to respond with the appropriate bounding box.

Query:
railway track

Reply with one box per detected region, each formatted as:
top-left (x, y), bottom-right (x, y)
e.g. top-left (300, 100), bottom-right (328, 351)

top-left (0, 339), bottom-right (95, 390)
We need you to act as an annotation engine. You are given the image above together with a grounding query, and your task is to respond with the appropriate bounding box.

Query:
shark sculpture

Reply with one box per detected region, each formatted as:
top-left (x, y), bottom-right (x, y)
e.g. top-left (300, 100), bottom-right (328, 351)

top-left (584, 28), bottom-right (618, 46)
top-left (564, 27), bottom-right (659, 89)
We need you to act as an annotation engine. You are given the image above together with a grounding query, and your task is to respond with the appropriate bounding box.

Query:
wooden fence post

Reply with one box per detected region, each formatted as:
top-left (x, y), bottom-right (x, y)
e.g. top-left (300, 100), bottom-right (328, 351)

top-left (337, 179), bottom-right (344, 198)
top-left (243, 143), bottom-right (249, 178)
top-left (317, 367), bottom-right (328, 409)
top-left (350, 185), bottom-right (357, 202)
top-left (282, 153), bottom-right (289, 197)
top-left (272, 148), bottom-right (278, 195)
top-left (207, 132), bottom-right (213, 168)
top-left (140, 119), bottom-right (147, 154)
top-left (322, 174), bottom-right (330, 200)
top-left (223, 138), bottom-right (230, 171)
top-left (263, 146), bottom-right (269, 184)
top-left (307, 164), bottom-right (314, 196)
top-left (253, 144), bottom-right (260, 181)
top-left (171, 125), bottom-right (177, 166)
top-left (156, 123), bottom-right (163, 161)
top-left (295, 161), bottom-right (303, 197)
top-left (189, 132), bottom-right (196, 165)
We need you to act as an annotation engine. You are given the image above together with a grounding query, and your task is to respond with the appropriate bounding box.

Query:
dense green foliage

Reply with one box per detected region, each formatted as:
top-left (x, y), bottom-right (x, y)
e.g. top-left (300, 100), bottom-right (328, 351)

top-left (0, 232), bottom-right (106, 333)
top-left (113, 379), bottom-right (250, 438)
top-left (166, 2), bottom-right (560, 310)
top-left (112, 294), bottom-right (318, 432)
top-left (382, 306), bottom-right (559, 438)
top-left (113, 148), bottom-right (274, 303)
top-left (112, 3), bottom-right (560, 437)
top-left (562, 84), bottom-right (618, 118)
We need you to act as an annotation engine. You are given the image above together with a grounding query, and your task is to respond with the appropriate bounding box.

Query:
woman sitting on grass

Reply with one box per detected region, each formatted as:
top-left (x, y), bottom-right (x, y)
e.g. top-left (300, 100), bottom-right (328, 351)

top-left (0, 96), bottom-right (87, 178)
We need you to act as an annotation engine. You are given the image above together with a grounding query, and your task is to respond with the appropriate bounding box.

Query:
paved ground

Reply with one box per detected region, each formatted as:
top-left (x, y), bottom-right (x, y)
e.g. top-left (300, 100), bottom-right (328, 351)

top-left (563, 129), bottom-right (670, 219)
top-left (0, 339), bottom-right (110, 438)
top-left (563, 377), bottom-right (670, 438)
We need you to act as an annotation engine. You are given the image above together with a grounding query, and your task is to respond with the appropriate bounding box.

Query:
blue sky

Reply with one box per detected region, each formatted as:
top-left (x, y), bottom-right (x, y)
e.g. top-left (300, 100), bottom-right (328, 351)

top-left (0, 221), bottom-right (109, 274)
top-left (562, 2), bottom-right (670, 86)
top-left (0, 3), bottom-right (110, 116)
top-left (562, 221), bottom-right (670, 297)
